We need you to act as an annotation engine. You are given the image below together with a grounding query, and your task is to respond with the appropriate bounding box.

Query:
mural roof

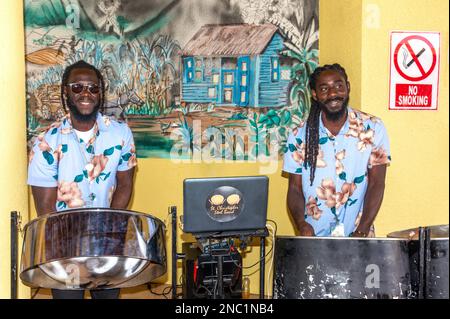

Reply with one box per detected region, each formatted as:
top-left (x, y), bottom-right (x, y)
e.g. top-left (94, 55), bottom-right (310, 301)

top-left (182, 23), bottom-right (278, 57)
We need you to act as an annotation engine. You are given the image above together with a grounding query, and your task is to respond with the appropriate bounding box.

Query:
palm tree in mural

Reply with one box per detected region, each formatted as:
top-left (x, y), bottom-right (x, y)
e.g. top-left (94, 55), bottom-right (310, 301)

top-left (134, 35), bottom-right (181, 115)
top-left (270, 12), bottom-right (319, 153)
top-left (260, 0), bottom-right (319, 119)
top-left (152, 35), bottom-right (182, 109)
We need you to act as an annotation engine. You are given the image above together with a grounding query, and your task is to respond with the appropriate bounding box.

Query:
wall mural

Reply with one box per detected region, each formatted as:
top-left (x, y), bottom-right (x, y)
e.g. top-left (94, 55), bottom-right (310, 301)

top-left (25, 0), bottom-right (318, 160)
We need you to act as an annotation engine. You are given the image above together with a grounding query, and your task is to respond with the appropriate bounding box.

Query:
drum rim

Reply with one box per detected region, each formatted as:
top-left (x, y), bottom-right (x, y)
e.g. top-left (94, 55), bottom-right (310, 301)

top-left (20, 255), bottom-right (167, 289)
top-left (275, 235), bottom-right (448, 241)
top-left (386, 224), bottom-right (449, 239)
top-left (23, 207), bottom-right (165, 229)
top-left (275, 235), bottom-right (411, 241)
top-left (21, 254), bottom-right (166, 269)
top-left (20, 255), bottom-right (166, 274)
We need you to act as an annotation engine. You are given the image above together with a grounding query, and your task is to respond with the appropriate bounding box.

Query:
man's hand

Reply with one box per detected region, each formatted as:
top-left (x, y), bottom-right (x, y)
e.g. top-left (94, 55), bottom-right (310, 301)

top-left (350, 230), bottom-right (368, 238)
top-left (358, 164), bottom-right (387, 235)
top-left (298, 220), bottom-right (315, 236)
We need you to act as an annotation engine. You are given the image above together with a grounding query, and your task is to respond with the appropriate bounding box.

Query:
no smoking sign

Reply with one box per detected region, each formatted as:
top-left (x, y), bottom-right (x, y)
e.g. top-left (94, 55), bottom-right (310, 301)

top-left (389, 31), bottom-right (440, 110)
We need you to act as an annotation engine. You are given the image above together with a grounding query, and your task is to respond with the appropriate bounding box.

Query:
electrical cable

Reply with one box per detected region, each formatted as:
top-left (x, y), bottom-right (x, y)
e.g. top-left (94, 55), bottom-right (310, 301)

top-left (31, 288), bottom-right (41, 299)
top-left (147, 283), bottom-right (181, 299)
top-left (147, 283), bottom-right (168, 298)
top-left (241, 220), bottom-right (277, 278)
top-left (265, 223), bottom-right (276, 295)
top-left (242, 220), bottom-right (277, 270)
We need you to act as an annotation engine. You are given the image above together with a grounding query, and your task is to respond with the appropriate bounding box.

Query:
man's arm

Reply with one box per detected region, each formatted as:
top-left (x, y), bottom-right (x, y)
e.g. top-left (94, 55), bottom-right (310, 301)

top-left (31, 186), bottom-right (57, 216)
top-left (354, 164), bottom-right (387, 236)
top-left (287, 173), bottom-right (315, 236)
top-left (110, 167), bottom-right (135, 209)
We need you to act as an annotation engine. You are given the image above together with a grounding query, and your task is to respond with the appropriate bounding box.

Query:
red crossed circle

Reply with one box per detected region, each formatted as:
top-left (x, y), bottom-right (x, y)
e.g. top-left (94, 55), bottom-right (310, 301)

top-left (394, 35), bottom-right (436, 82)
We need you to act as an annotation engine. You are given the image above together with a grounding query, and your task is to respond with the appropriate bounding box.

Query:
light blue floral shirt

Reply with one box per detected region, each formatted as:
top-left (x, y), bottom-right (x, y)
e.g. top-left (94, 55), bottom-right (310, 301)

top-left (283, 107), bottom-right (391, 236)
top-left (28, 113), bottom-right (137, 212)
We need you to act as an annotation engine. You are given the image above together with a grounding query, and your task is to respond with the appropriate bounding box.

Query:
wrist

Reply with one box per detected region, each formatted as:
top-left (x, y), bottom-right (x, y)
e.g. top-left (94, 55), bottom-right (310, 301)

top-left (351, 229), bottom-right (369, 237)
top-left (297, 220), bottom-right (308, 227)
top-left (356, 222), bottom-right (371, 233)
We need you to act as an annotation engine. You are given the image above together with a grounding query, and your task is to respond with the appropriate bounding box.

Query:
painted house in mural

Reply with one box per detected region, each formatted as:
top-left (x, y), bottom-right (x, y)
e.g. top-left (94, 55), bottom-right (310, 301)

top-left (181, 24), bottom-right (290, 107)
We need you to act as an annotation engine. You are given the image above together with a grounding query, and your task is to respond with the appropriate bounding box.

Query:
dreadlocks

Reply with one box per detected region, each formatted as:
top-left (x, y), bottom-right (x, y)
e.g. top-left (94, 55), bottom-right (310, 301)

top-left (60, 60), bottom-right (106, 114)
top-left (304, 63), bottom-right (348, 186)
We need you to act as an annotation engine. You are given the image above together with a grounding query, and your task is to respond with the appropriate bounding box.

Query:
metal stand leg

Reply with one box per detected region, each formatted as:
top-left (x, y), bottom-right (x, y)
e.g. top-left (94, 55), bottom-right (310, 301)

top-left (216, 255), bottom-right (224, 299)
top-left (260, 236), bottom-right (265, 299)
top-left (418, 227), bottom-right (425, 299)
top-left (171, 206), bottom-right (177, 299)
top-left (418, 226), bottom-right (431, 299)
top-left (424, 227), bottom-right (431, 299)
top-left (11, 211), bottom-right (18, 300)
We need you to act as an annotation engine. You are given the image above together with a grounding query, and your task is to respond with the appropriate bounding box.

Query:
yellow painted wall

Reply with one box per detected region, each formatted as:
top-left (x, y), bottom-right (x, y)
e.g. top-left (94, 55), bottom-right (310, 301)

top-left (320, 0), bottom-right (449, 236)
top-left (24, 0), bottom-right (449, 298)
top-left (0, 0), bottom-right (30, 299)
top-left (319, 0), bottom-right (363, 108)
top-left (360, 0), bottom-right (449, 233)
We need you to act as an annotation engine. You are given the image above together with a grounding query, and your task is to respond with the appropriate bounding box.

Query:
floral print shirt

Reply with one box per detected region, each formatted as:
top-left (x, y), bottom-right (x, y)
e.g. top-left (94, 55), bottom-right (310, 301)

top-left (283, 107), bottom-right (391, 236)
top-left (28, 113), bottom-right (137, 212)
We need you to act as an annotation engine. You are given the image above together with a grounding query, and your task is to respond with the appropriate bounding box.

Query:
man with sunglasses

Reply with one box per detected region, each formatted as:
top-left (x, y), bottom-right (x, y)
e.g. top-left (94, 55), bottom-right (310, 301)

top-left (27, 60), bottom-right (137, 299)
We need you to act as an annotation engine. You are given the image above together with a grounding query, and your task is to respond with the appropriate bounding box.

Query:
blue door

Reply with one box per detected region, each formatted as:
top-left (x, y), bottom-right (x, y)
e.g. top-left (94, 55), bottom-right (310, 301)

top-left (237, 56), bottom-right (250, 107)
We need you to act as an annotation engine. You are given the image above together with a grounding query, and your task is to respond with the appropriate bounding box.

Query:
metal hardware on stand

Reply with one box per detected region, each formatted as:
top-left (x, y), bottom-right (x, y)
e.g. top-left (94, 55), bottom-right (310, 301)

top-left (199, 228), bottom-right (269, 299)
top-left (171, 205), bottom-right (269, 299)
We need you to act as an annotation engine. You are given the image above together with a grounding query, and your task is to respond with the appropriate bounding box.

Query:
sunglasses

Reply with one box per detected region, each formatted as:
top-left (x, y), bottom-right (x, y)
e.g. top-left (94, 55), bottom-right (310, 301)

top-left (67, 83), bottom-right (100, 94)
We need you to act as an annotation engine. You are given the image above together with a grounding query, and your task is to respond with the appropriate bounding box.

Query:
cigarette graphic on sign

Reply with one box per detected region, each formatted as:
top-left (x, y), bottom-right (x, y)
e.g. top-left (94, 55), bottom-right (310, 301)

top-left (390, 32), bottom-right (440, 111)
top-left (402, 47), bottom-right (426, 68)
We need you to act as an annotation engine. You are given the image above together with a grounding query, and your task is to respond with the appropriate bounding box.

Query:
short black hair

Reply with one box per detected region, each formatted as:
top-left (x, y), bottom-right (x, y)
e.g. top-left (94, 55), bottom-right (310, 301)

top-left (61, 60), bottom-right (105, 113)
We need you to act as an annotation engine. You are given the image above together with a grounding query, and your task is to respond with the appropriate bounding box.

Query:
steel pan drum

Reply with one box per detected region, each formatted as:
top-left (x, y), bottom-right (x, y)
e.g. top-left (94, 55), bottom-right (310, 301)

top-left (388, 224), bottom-right (449, 299)
top-left (20, 208), bottom-right (167, 290)
top-left (273, 236), bottom-right (413, 299)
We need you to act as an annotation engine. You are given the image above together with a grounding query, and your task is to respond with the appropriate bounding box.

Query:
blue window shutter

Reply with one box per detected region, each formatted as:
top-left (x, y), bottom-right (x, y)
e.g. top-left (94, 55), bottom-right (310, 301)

top-left (271, 57), bottom-right (280, 82)
top-left (237, 56), bottom-right (250, 106)
top-left (184, 57), bottom-right (194, 83)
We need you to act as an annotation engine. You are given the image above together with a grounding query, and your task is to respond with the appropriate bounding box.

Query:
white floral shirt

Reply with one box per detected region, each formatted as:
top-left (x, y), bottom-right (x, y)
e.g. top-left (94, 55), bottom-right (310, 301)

top-left (283, 107), bottom-right (391, 236)
top-left (28, 113), bottom-right (137, 211)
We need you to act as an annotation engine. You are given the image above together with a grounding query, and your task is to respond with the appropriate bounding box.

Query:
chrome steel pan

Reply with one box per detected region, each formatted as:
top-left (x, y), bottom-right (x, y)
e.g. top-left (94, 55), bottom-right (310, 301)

top-left (387, 224), bottom-right (449, 240)
top-left (20, 208), bottom-right (167, 290)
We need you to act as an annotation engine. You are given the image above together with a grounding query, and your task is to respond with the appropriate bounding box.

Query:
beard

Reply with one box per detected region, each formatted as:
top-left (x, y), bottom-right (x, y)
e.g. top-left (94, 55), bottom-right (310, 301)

top-left (317, 96), bottom-right (349, 122)
top-left (66, 95), bottom-right (100, 123)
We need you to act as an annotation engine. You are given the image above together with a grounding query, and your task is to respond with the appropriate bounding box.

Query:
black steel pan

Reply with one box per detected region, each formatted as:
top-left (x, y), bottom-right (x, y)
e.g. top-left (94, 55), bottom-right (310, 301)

top-left (388, 224), bottom-right (449, 299)
top-left (273, 236), bottom-right (412, 299)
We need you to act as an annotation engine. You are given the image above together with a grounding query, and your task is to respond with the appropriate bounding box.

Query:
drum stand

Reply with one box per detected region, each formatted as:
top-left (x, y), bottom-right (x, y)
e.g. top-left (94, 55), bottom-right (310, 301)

top-left (417, 226), bottom-right (431, 299)
top-left (10, 211), bottom-right (19, 299)
top-left (170, 206), bottom-right (268, 299)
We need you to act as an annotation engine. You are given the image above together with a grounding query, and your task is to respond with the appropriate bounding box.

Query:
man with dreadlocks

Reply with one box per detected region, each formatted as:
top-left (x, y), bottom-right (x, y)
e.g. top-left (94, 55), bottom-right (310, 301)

top-left (27, 60), bottom-right (137, 298)
top-left (283, 63), bottom-right (391, 237)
